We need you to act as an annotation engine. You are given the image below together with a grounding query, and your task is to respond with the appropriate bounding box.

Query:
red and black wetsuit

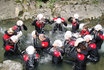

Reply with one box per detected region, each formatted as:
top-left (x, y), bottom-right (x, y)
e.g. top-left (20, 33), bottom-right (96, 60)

top-left (23, 53), bottom-right (39, 70)
top-left (52, 17), bottom-right (67, 33)
top-left (13, 24), bottom-right (27, 32)
top-left (70, 48), bottom-right (87, 70)
top-left (3, 30), bottom-right (17, 47)
top-left (50, 47), bottom-right (64, 64)
top-left (35, 37), bottom-right (52, 53)
top-left (94, 30), bottom-right (104, 49)
top-left (81, 30), bottom-right (89, 38)
top-left (68, 17), bottom-right (79, 33)
top-left (64, 40), bottom-right (75, 55)
top-left (32, 19), bottom-right (51, 33)
top-left (4, 40), bottom-right (18, 55)
top-left (87, 42), bottom-right (99, 62)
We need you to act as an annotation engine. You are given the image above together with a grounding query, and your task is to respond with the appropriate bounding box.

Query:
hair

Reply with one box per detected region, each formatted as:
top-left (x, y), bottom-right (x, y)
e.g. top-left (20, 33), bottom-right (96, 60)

top-left (77, 42), bottom-right (87, 51)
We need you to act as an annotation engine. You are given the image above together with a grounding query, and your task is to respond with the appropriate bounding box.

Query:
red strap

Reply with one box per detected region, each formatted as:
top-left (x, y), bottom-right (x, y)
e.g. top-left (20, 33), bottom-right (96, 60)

top-left (98, 35), bottom-right (104, 40)
top-left (5, 45), bottom-right (14, 51)
top-left (41, 42), bottom-right (48, 47)
top-left (81, 30), bottom-right (89, 35)
top-left (54, 51), bottom-right (60, 57)
top-left (3, 34), bottom-right (11, 39)
top-left (88, 43), bottom-right (96, 49)
top-left (36, 21), bottom-right (44, 28)
top-left (36, 21), bottom-right (41, 28)
top-left (53, 17), bottom-right (58, 21)
top-left (77, 53), bottom-right (85, 61)
top-left (13, 26), bottom-right (18, 30)
top-left (61, 18), bottom-right (65, 21)
top-left (23, 55), bottom-right (29, 61)
top-left (35, 54), bottom-right (39, 59)
top-left (69, 41), bottom-right (75, 46)
top-left (72, 21), bottom-right (77, 26)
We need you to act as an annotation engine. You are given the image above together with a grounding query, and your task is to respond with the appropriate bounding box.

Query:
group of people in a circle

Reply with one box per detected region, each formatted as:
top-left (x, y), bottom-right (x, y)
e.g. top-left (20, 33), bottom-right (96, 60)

top-left (2, 13), bottom-right (104, 70)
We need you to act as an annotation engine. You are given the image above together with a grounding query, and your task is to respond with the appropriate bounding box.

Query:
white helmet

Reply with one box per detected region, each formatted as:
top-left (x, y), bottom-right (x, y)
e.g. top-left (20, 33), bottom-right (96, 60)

top-left (84, 35), bottom-right (92, 41)
top-left (56, 18), bottom-right (62, 24)
top-left (10, 35), bottom-right (19, 43)
top-left (17, 31), bottom-right (23, 38)
top-left (94, 24), bottom-right (102, 31)
top-left (64, 31), bottom-right (72, 40)
top-left (75, 38), bottom-right (84, 46)
top-left (72, 33), bottom-right (80, 38)
top-left (37, 14), bottom-right (44, 20)
top-left (74, 13), bottom-right (79, 19)
top-left (26, 46), bottom-right (35, 55)
top-left (53, 40), bottom-right (63, 47)
top-left (16, 20), bottom-right (23, 26)
top-left (31, 30), bottom-right (36, 37)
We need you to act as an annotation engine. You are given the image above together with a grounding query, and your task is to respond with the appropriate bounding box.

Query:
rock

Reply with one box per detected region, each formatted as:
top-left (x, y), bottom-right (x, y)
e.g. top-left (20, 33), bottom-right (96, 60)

top-left (15, 4), bottom-right (23, 17)
top-left (20, 12), bottom-right (32, 20)
top-left (36, 8), bottom-right (52, 19)
top-left (0, 0), bottom-right (16, 20)
top-left (22, 3), bottom-right (29, 11)
top-left (29, 2), bottom-right (35, 10)
top-left (56, 4), bottom-right (103, 20)
top-left (0, 60), bottom-right (23, 70)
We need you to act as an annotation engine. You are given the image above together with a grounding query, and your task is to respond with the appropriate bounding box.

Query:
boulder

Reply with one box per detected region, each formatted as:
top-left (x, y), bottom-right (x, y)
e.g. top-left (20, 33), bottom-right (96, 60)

top-left (0, 60), bottom-right (23, 70)
top-left (0, 0), bottom-right (16, 20)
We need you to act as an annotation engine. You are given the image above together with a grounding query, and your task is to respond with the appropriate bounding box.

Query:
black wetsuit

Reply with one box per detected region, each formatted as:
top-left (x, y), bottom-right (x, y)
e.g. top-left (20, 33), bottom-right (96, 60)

top-left (52, 17), bottom-right (67, 33)
top-left (68, 17), bottom-right (79, 33)
top-left (23, 53), bottom-right (39, 70)
top-left (87, 42), bottom-right (99, 62)
top-left (32, 19), bottom-right (51, 33)
top-left (50, 47), bottom-right (64, 64)
top-left (70, 48), bottom-right (87, 70)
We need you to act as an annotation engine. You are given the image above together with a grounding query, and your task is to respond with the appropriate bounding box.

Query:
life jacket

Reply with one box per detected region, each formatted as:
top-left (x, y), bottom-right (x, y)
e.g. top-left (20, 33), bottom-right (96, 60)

top-left (77, 53), bottom-right (85, 61)
top-left (97, 35), bottom-right (104, 40)
top-left (81, 30), bottom-right (89, 35)
top-left (53, 17), bottom-right (65, 24)
top-left (72, 21), bottom-right (77, 26)
top-left (3, 34), bottom-right (11, 40)
top-left (69, 41), bottom-right (75, 46)
top-left (5, 45), bottom-right (14, 51)
top-left (12, 26), bottom-right (18, 30)
top-left (54, 51), bottom-right (61, 57)
top-left (41, 37), bottom-right (50, 48)
top-left (36, 20), bottom-right (44, 29)
top-left (3, 31), bottom-right (13, 40)
top-left (41, 41), bottom-right (48, 47)
top-left (88, 43), bottom-right (96, 49)
top-left (23, 54), bottom-right (39, 62)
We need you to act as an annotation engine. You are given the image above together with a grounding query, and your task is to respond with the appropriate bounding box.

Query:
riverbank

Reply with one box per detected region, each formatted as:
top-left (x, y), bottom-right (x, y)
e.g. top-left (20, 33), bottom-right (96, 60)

top-left (0, 0), bottom-right (104, 21)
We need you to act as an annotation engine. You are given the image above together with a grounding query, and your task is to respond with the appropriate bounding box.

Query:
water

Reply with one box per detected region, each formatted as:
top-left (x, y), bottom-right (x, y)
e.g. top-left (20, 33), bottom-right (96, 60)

top-left (0, 20), bottom-right (104, 70)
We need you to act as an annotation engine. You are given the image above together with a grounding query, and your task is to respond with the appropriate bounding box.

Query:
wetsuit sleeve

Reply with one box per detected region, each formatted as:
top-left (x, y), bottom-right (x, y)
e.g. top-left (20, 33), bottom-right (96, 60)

top-left (45, 19), bottom-right (52, 24)
top-left (62, 21), bottom-right (67, 26)
top-left (89, 28), bottom-right (94, 34)
top-left (23, 24), bottom-right (28, 31)
top-left (32, 20), bottom-right (37, 26)
top-left (68, 17), bottom-right (73, 23)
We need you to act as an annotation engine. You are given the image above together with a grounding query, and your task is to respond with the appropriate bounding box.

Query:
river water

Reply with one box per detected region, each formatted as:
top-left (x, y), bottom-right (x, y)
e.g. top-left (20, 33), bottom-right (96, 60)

top-left (0, 20), bottom-right (104, 70)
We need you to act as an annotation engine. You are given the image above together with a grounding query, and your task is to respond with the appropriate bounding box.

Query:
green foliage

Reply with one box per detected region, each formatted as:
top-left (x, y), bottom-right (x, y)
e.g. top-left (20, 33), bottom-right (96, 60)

top-left (92, 1), bottom-right (99, 5)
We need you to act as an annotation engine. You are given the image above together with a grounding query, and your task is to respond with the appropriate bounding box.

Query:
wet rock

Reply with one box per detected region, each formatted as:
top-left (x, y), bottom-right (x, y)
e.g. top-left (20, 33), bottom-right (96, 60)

top-left (20, 12), bottom-right (32, 20)
top-left (0, 0), bottom-right (16, 20)
top-left (15, 4), bottom-right (23, 17)
top-left (0, 60), bottom-right (23, 70)
top-left (36, 8), bottom-right (52, 19)
top-left (57, 4), bottom-right (103, 20)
